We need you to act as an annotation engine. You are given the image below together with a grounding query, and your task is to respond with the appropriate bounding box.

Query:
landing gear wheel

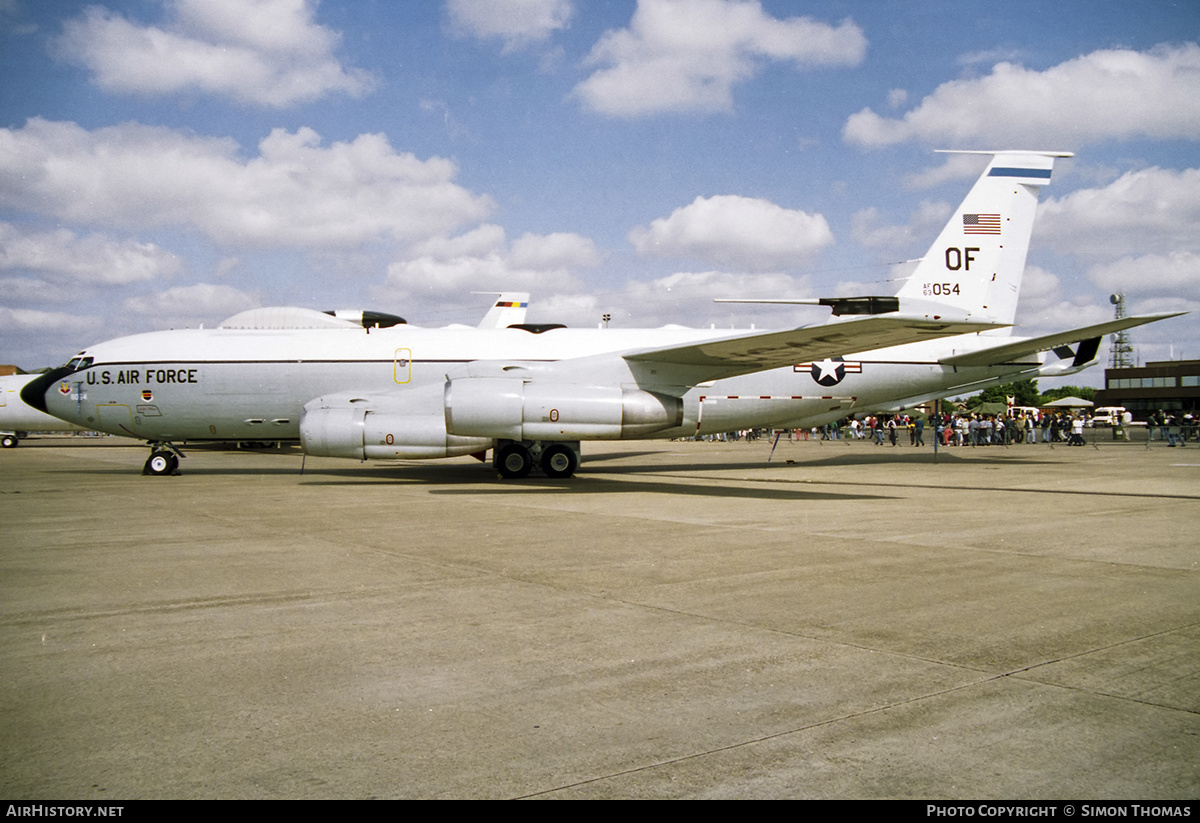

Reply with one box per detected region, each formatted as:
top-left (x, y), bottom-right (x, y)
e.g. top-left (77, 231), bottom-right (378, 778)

top-left (541, 444), bottom-right (578, 479)
top-left (496, 444), bottom-right (533, 479)
top-left (143, 451), bottom-right (179, 476)
top-left (1, 435), bottom-right (17, 449)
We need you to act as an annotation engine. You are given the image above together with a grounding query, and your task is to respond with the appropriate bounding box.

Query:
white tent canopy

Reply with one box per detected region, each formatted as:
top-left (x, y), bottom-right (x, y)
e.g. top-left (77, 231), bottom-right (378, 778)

top-left (1044, 396), bottom-right (1094, 408)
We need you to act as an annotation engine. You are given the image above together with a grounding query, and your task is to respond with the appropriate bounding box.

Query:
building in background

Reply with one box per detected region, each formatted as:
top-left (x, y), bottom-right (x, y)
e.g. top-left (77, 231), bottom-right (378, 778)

top-left (1095, 360), bottom-right (1200, 419)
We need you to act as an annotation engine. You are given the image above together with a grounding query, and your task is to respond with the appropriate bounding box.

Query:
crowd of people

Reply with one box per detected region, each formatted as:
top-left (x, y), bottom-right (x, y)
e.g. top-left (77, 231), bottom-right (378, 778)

top-left (1146, 411), bottom-right (1198, 446)
top-left (854, 411), bottom-right (1090, 447)
top-left (704, 409), bottom-right (1197, 447)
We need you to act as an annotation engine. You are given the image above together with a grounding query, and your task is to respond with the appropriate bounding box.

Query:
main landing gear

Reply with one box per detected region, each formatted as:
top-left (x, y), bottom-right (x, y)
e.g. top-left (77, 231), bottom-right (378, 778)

top-left (493, 440), bottom-right (580, 479)
top-left (143, 442), bottom-right (184, 476)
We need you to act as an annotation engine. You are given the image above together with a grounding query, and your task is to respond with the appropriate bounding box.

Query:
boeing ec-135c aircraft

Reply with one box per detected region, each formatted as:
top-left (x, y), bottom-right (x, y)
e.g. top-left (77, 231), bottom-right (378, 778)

top-left (23, 151), bottom-right (1179, 478)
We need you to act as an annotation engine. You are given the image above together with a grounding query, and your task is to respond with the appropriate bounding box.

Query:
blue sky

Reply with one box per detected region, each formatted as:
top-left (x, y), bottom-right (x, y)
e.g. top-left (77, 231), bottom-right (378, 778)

top-left (1, 0), bottom-right (1197, 386)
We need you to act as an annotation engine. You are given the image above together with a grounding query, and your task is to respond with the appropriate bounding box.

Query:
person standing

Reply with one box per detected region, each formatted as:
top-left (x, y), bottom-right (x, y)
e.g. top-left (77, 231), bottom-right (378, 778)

top-left (1069, 415), bottom-right (1086, 446)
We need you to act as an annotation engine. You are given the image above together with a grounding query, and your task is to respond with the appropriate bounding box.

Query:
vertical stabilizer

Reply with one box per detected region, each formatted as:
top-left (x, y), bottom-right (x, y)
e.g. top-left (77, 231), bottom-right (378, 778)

top-left (896, 151), bottom-right (1071, 329)
top-left (476, 292), bottom-right (530, 329)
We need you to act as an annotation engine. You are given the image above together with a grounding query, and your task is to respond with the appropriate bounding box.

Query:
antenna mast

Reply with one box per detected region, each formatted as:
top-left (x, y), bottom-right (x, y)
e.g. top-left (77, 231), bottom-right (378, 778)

top-left (1108, 293), bottom-right (1135, 369)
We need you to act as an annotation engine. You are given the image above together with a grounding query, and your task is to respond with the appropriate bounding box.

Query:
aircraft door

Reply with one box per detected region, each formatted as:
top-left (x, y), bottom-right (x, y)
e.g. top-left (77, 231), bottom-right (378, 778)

top-left (394, 348), bottom-right (411, 384)
top-left (96, 402), bottom-right (135, 436)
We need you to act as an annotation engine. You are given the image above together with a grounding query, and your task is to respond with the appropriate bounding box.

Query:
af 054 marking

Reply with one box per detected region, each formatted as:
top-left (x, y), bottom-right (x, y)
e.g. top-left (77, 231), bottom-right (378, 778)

top-left (924, 283), bottom-right (961, 297)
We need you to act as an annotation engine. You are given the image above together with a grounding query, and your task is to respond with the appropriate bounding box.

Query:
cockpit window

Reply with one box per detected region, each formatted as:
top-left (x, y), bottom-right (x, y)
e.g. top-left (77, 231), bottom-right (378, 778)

top-left (66, 355), bottom-right (93, 370)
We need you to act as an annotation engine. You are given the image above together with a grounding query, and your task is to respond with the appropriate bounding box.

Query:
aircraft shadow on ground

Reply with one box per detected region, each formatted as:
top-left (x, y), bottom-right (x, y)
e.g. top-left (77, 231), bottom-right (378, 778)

top-left (580, 446), bottom-right (1064, 472)
top-left (42, 454), bottom-right (1191, 500)
top-left (277, 462), bottom-right (892, 501)
top-left (424, 477), bottom-right (894, 501)
top-left (753, 448), bottom-right (1064, 469)
top-left (29, 442), bottom-right (1068, 500)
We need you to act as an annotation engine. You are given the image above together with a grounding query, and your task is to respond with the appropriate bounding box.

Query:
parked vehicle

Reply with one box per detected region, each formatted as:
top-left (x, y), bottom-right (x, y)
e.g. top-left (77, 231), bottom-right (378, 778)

top-left (1091, 406), bottom-right (1126, 427)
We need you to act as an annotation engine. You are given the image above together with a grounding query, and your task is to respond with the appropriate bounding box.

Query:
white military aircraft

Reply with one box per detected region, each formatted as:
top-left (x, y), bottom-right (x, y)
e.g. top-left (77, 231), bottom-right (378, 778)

top-left (2, 295), bottom-right (526, 452)
top-left (23, 151), bottom-right (1177, 478)
top-left (1, 373), bottom-right (87, 447)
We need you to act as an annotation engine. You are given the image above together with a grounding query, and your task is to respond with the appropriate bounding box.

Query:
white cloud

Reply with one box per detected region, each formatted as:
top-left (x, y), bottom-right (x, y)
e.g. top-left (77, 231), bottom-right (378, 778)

top-left (386, 255), bottom-right (564, 296)
top-left (529, 291), bottom-right (601, 325)
top-left (575, 0), bottom-right (865, 116)
top-left (510, 231), bottom-right (602, 270)
top-left (448, 0), bottom-right (572, 52)
top-left (0, 222), bottom-right (182, 287)
top-left (625, 268), bottom-right (805, 309)
top-left (1018, 264), bottom-right (1062, 306)
top-left (490, 269), bottom-right (809, 329)
top-left (0, 278), bottom-right (64, 303)
top-left (544, 270), bottom-right (814, 329)
top-left (0, 119), bottom-right (494, 249)
top-left (844, 43), bottom-right (1200, 148)
top-left (1087, 251), bottom-right (1200, 296)
top-left (851, 200), bottom-right (950, 253)
top-left (902, 152), bottom-right (994, 190)
top-left (957, 48), bottom-right (1023, 68)
top-left (1014, 292), bottom-right (1114, 338)
top-left (123, 283), bottom-right (259, 322)
top-left (629, 194), bottom-right (832, 270)
top-left (1088, 293), bottom-right (1198, 373)
top-left (1037, 166), bottom-right (1200, 259)
top-left (411, 224), bottom-right (509, 260)
top-left (382, 226), bottom-right (598, 298)
top-left (0, 306), bottom-right (102, 334)
top-left (54, 0), bottom-right (374, 107)
top-left (376, 261), bottom-right (815, 332)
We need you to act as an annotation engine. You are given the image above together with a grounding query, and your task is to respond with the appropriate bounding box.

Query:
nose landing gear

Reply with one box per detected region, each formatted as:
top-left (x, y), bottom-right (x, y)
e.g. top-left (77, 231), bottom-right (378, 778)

top-left (143, 442), bottom-right (184, 476)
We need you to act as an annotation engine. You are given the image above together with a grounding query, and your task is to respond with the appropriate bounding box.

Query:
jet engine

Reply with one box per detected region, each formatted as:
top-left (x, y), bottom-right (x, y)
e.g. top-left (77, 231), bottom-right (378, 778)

top-left (300, 404), bottom-right (490, 460)
top-left (444, 378), bottom-right (683, 440)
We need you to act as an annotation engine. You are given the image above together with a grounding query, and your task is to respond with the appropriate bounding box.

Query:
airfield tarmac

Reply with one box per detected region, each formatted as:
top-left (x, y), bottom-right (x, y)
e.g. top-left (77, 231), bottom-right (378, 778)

top-left (0, 434), bottom-right (1197, 800)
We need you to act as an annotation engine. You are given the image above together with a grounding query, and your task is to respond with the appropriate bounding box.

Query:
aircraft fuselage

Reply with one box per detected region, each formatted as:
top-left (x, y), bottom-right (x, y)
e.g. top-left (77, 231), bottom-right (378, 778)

top-left (33, 324), bottom-right (1038, 444)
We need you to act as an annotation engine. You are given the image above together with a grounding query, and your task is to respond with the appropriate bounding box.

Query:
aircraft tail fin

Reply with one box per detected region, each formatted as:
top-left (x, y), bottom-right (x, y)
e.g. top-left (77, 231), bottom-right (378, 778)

top-left (895, 150), bottom-right (1072, 329)
top-left (476, 292), bottom-right (530, 329)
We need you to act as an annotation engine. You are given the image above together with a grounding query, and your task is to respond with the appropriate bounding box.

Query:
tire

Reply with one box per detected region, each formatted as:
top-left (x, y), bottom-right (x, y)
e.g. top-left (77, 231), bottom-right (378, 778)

top-left (1, 435), bottom-right (17, 449)
top-left (496, 444), bottom-right (533, 479)
top-left (540, 444), bottom-right (578, 479)
top-left (144, 451), bottom-right (178, 476)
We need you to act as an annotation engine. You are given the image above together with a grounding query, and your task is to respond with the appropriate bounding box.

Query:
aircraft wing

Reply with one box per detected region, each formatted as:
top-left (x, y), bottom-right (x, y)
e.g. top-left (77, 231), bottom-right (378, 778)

top-left (940, 313), bottom-right (1184, 367)
top-left (624, 315), bottom-right (1002, 379)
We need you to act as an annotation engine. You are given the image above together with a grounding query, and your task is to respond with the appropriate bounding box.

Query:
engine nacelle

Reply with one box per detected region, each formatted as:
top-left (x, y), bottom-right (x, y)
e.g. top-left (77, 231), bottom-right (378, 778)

top-left (444, 378), bottom-right (682, 440)
top-left (300, 405), bottom-right (490, 460)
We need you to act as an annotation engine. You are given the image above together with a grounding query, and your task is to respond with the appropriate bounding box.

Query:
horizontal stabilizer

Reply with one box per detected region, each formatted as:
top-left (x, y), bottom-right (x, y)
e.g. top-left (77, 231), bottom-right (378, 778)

top-left (940, 313), bottom-right (1184, 367)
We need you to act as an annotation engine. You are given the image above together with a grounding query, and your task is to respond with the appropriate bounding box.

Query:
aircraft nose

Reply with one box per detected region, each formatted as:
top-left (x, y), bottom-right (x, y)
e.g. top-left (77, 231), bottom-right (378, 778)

top-left (20, 367), bottom-right (74, 414)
